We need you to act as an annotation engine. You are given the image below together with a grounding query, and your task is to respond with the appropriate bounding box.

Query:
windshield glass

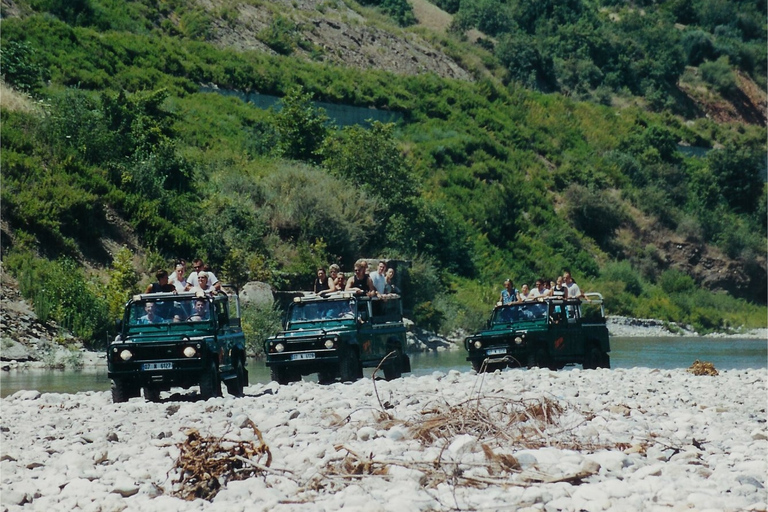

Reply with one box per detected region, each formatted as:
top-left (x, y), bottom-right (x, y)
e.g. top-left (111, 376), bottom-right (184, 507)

top-left (288, 300), bottom-right (356, 323)
top-left (491, 302), bottom-right (548, 325)
top-left (128, 298), bottom-right (212, 326)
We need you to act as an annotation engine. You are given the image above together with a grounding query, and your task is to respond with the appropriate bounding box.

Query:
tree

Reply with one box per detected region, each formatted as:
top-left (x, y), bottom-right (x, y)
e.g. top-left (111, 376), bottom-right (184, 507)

top-left (707, 144), bottom-right (765, 215)
top-left (272, 86), bottom-right (330, 163)
top-left (320, 121), bottom-right (417, 206)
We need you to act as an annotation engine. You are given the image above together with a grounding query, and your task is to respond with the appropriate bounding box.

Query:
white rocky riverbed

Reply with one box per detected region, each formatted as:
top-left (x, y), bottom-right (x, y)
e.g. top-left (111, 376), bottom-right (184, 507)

top-left (2, 367), bottom-right (766, 512)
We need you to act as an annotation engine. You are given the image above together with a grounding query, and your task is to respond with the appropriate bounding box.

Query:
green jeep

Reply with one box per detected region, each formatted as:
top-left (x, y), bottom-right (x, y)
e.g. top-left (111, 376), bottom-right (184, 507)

top-left (464, 293), bottom-right (610, 372)
top-left (264, 292), bottom-right (411, 384)
top-left (107, 287), bottom-right (248, 402)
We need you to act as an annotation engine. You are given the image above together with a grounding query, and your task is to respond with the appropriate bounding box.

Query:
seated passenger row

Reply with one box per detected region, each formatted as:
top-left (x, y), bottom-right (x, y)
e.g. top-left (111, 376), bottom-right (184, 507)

top-left (498, 271), bottom-right (587, 306)
top-left (145, 258), bottom-right (223, 295)
top-left (312, 260), bottom-right (400, 298)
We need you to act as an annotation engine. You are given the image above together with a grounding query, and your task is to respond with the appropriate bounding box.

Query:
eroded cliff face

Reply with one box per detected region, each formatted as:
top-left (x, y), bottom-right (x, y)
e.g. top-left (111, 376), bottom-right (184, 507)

top-left (197, 0), bottom-right (473, 81)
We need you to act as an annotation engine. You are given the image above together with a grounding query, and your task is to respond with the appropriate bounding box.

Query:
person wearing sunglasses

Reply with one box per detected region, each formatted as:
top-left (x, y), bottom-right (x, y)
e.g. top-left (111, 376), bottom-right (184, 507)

top-left (345, 262), bottom-right (377, 297)
top-left (187, 258), bottom-right (221, 292)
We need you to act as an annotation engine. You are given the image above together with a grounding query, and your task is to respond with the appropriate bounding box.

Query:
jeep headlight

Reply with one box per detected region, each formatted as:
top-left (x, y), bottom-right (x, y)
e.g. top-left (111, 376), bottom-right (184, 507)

top-left (324, 339), bottom-right (335, 349)
top-left (183, 346), bottom-right (197, 358)
top-left (473, 340), bottom-right (482, 349)
top-left (514, 336), bottom-right (523, 345)
top-left (119, 349), bottom-right (133, 361)
top-left (274, 343), bottom-right (285, 353)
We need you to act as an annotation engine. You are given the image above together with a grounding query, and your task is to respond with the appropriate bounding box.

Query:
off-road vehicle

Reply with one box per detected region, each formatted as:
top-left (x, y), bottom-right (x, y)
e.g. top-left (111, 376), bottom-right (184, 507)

top-left (107, 287), bottom-right (248, 402)
top-left (264, 292), bottom-right (410, 384)
top-left (465, 293), bottom-right (610, 372)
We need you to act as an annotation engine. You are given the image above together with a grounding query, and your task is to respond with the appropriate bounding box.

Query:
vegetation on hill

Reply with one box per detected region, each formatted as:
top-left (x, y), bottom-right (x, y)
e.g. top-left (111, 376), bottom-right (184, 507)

top-left (0, 0), bottom-right (765, 349)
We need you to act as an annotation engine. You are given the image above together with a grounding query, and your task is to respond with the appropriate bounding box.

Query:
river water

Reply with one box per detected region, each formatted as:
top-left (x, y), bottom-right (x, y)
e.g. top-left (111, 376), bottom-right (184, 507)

top-left (1, 336), bottom-right (765, 398)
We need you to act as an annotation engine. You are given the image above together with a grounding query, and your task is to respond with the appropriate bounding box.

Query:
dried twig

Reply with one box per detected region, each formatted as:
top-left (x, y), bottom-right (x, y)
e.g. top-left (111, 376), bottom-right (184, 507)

top-left (170, 419), bottom-right (272, 501)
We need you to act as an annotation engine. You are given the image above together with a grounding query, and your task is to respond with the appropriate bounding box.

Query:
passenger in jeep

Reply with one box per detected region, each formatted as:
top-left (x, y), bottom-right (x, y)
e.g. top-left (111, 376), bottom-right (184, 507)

top-left (138, 302), bottom-right (165, 324)
top-left (346, 263), bottom-right (377, 297)
top-left (145, 269), bottom-right (176, 294)
top-left (188, 299), bottom-right (210, 321)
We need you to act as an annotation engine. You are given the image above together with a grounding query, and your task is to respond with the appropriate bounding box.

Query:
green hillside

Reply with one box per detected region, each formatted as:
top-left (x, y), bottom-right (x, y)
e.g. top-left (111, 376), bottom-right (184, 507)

top-left (1, 0), bottom-right (765, 349)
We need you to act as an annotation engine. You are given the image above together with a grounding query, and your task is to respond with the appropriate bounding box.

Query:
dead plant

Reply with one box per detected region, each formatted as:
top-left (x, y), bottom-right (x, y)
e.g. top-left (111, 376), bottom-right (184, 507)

top-left (410, 395), bottom-right (565, 449)
top-left (171, 418), bottom-right (273, 501)
top-left (687, 360), bottom-right (719, 376)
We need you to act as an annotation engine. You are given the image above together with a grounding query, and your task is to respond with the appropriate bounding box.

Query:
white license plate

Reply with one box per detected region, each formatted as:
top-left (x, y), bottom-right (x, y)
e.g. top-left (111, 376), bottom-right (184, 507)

top-left (142, 362), bottom-right (173, 371)
top-left (487, 348), bottom-right (506, 356)
top-left (291, 353), bottom-right (316, 361)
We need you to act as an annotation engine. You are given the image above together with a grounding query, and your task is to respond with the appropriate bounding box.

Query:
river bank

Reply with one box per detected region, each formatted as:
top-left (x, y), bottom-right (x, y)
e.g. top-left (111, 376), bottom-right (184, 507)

top-left (1, 367), bottom-right (766, 511)
top-left (2, 314), bottom-right (766, 372)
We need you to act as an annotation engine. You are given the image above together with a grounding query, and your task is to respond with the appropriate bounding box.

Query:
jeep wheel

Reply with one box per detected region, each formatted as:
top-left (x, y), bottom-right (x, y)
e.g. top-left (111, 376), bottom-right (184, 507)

top-left (318, 370), bottom-right (338, 385)
top-left (111, 379), bottom-right (140, 403)
top-left (143, 385), bottom-right (161, 402)
top-left (271, 366), bottom-right (299, 385)
top-left (225, 358), bottom-right (246, 397)
top-left (383, 350), bottom-right (403, 381)
top-left (584, 345), bottom-right (610, 369)
top-left (340, 348), bottom-right (361, 383)
top-left (527, 348), bottom-right (553, 370)
top-left (199, 360), bottom-right (221, 399)
top-left (470, 359), bottom-right (483, 373)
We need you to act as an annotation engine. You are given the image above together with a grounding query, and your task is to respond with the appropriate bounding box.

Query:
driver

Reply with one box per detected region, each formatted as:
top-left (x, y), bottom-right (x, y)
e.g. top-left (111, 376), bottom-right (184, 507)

top-left (188, 299), bottom-right (210, 321)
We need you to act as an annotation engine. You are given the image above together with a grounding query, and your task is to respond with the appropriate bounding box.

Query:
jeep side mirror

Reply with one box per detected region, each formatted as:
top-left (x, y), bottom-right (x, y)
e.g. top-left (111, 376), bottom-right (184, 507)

top-left (217, 312), bottom-right (228, 328)
top-left (115, 319), bottom-right (123, 332)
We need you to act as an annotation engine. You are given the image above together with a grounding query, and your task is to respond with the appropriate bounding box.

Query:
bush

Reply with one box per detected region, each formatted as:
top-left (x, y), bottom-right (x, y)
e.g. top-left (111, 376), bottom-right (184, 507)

top-left (700, 56), bottom-right (737, 96)
top-left (600, 260), bottom-right (645, 296)
top-left (0, 41), bottom-right (43, 92)
top-left (240, 303), bottom-right (283, 358)
top-left (658, 268), bottom-right (696, 294)
top-left (5, 251), bottom-right (111, 347)
top-left (257, 164), bottom-right (378, 265)
top-left (563, 184), bottom-right (626, 246)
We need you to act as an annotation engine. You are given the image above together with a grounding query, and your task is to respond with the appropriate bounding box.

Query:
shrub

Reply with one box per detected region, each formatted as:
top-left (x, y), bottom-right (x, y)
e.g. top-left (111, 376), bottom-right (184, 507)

top-left (258, 164), bottom-right (377, 264)
top-left (240, 303), bottom-right (283, 358)
top-left (0, 41), bottom-right (43, 92)
top-left (563, 184), bottom-right (626, 246)
top-left (700, 56), bottom-right (737, 96)
top-left (658, 268), bottom-right (696, 294)
top-left (5, 251), bottom-right (111, 347)
top-left (600, 260), bottom-right (645, 296)
top-left (105, 247), bottom-right (140, 319)
top-left (272, 86), bottom-right (330, 163)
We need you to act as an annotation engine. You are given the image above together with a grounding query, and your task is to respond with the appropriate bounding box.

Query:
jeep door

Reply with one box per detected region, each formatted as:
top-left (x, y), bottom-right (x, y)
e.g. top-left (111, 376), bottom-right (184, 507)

top-left (547, 300), bottom-right (584, 361)
top-left (214, 299), bottom-right (240, 371)
top-left (358, 298), bottom-right (404, 363)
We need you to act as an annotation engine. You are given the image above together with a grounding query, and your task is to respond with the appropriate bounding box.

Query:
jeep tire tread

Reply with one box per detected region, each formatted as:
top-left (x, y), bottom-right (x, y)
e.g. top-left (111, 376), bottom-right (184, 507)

top-left (142, 385), bottom-right (161, 402)
top-left (584, 345), bottom-right (610, 369)
top-left (111, 379), bottom-right (140, 403)
top-left (199, 360), bottom-right (221, 399)
top-left (340, 348), bottom-right (361, 383)
top-left (225, 357), bottom-right (246, 397)
top-left (271, 366), bottom-right (300, 385)
top-left (527, 348), bottom-right (553, 370)
top-left (383, 349), bottom-right (403, 381)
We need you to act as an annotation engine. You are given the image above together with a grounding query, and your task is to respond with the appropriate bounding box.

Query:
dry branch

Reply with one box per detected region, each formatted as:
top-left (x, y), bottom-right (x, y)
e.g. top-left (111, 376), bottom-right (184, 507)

top-left (170, 419), bottom-right (272, 501)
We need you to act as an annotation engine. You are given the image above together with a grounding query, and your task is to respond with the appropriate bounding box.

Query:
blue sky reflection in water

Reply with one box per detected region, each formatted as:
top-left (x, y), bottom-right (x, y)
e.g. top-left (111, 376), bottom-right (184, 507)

top-left (1, 337), bottom-right (765, 397)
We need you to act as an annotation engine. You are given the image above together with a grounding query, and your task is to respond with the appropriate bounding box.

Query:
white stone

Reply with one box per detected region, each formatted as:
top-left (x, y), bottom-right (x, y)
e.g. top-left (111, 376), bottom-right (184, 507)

top-left (357, 426), bottom-right (376, 441)
top-left (447, 434), bottom-right (476, 455)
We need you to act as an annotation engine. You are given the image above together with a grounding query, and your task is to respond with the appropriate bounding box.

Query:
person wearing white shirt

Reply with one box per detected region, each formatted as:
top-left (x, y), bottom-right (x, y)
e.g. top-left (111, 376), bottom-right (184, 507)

top-left (186, 258), bottom-right (221, 292)
top-left (564, 271), bottom-right (586, 301)
top-left (170, 263), bottom-right (188, 293)
top-left (369, 260), bottom-right (387, 295)
top-left (528, 279), bottom-right (549, 300)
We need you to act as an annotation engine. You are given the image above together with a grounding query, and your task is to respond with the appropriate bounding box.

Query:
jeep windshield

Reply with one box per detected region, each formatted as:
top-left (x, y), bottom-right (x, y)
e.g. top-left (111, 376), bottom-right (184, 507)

top-left (287, 299), bottom-right (356, 325)
top-left (127, 297), bottom-right (212, 327)
top-left (491, 302), bottom-right (548, 326)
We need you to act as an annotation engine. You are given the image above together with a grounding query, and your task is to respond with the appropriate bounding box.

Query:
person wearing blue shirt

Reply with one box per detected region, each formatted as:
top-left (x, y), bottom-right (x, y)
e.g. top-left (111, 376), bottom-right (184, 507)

top-left (499, 279), bottom-right (519, 305)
